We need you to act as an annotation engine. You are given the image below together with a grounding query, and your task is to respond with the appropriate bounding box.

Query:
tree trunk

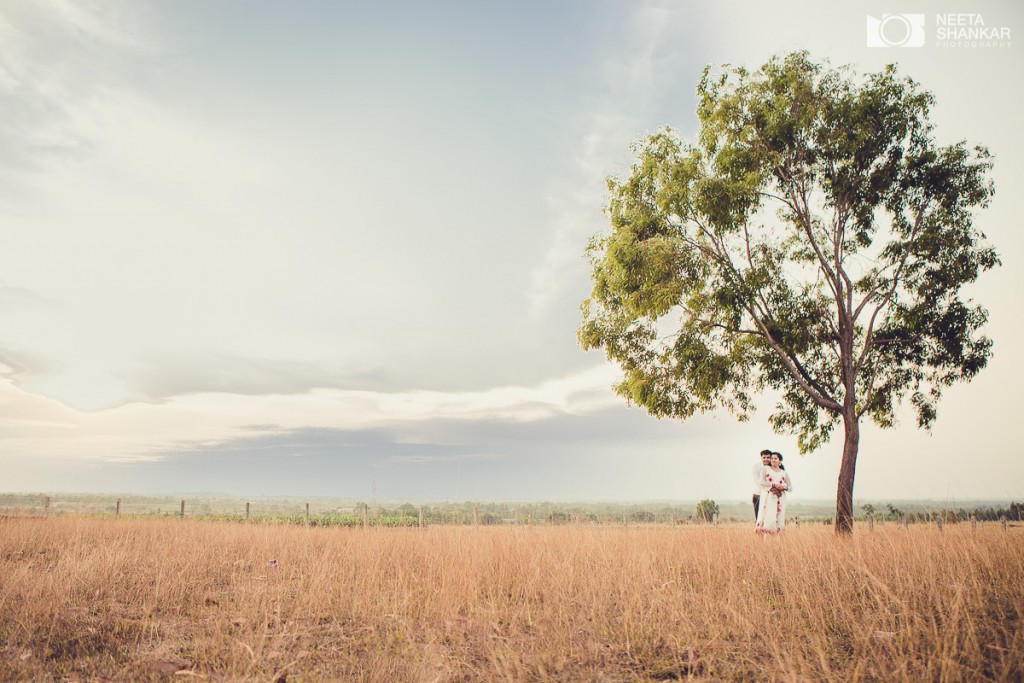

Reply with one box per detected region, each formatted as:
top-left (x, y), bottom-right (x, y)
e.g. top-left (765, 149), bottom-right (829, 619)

top-left (834, 412), bottom-right (860, 534)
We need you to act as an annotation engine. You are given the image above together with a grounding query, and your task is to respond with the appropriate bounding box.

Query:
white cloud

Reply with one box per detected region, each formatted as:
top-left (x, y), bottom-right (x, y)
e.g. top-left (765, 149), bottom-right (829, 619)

top-left (527, 1), bottom-right (704, 322)
top-left (528, 21), bottom-right (648, 321)
top-left (0, 1), bottom-right (156, 175)
top-left (0, 363), bottom-right (622, 462)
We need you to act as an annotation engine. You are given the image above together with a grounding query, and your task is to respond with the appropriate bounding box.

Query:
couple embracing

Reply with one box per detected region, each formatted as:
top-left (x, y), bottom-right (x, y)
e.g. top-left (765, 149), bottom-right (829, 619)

top-left (751, 448), bottom-right (793, 534)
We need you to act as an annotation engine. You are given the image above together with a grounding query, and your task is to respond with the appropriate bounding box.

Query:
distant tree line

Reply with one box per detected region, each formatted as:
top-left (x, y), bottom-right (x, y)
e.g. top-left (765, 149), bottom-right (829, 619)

top-left (860, 502), bottom-right (1024, 523)
top-left (4, 494), bottom-right (1020, 526)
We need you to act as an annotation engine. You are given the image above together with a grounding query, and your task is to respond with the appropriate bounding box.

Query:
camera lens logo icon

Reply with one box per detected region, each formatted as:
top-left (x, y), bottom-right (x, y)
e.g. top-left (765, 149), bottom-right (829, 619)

top-left (866, 14), bottom-right (926, 47)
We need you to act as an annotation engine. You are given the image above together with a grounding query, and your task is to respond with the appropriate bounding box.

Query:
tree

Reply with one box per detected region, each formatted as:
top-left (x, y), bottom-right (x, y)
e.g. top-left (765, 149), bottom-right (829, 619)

top-left (579, 52), bottom-right (999, 534)
top-left (694, 498), bottom-right (719, 523)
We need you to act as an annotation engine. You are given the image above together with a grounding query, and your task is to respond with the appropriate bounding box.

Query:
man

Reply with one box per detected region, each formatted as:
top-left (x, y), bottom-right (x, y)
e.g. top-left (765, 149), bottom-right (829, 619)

top-left (752, 449), bottom-right (772, 520)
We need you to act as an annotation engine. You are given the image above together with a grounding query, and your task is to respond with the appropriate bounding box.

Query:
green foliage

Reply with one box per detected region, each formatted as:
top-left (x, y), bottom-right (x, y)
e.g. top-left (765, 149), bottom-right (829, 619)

top-left (9, 493), bottom-right (1020, 526)
top-left (694, 499), bottom-right (720, 523)
top-left (548, 511), bottom-right (571, 524)
top-left (863, 502), bottom-right (1023, 523)
top-left (580, 51), bottom-right (998, 452)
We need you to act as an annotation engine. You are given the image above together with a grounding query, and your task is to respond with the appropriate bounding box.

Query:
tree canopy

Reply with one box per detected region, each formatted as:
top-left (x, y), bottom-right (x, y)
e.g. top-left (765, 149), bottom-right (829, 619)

top-left (579, 52), bottom-right (999, 532)
top-left (695, 499), bottom-right (720, 523)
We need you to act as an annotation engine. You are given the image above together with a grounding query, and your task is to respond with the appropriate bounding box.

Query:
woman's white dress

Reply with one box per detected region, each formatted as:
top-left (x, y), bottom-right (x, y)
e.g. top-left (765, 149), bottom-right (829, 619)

top-left (755, 467), bottom-right (792, 534)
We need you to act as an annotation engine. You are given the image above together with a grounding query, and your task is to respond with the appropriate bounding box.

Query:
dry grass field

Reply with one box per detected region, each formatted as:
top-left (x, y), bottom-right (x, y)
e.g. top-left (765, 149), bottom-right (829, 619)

top-left (0, 516), bottom-right (1021, 682)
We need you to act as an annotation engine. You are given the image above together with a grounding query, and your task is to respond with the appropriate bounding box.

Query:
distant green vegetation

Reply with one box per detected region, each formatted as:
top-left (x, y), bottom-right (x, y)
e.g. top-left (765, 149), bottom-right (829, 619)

top-left (1, 493), bottom-right (1020, 526)
top-left (861, 501), bottom-right (1024, 523)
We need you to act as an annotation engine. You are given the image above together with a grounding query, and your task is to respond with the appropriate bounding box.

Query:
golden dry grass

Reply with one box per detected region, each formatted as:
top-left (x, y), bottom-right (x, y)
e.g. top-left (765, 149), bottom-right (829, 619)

top-left (0, 516), bottom-right (1021, 682)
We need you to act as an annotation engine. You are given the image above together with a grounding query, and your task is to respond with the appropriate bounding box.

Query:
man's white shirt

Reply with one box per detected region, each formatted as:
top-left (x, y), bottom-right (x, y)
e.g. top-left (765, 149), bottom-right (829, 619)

top-left (753, 462), bottom-right (769, 496)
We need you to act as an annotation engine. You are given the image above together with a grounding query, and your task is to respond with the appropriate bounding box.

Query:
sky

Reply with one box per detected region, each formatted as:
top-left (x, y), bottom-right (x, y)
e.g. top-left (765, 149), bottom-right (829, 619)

top-left (1, 0), bottom-right (1022, 505)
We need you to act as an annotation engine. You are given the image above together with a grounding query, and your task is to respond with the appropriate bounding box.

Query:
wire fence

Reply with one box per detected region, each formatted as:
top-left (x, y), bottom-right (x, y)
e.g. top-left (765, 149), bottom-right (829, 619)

top-left (2, 495), bottom-right (721, 527)
top-left (2, 494), bottom-right (1019, 530)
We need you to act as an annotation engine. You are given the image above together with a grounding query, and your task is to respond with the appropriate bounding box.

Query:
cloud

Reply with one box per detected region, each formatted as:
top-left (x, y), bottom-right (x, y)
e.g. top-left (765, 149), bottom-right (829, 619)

top-left (124, 352), bottom-right (388, 403)
top-left (0, 1), bottom-right (600, 410)
top-left (0, 363), bottom-right (623, 463)
top-left (0, 1), bottom-right (156, 184)
top-left (0, 281), bottom-right (57, 311)
top-left (34, 398), bottom-right (708, 499)
top-left (527, 2), bottom-right (705, 322)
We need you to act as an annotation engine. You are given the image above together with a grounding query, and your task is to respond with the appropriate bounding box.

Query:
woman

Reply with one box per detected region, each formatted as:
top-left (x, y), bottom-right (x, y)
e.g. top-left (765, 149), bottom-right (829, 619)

top-left (755, 452), bottom-right (792, 535)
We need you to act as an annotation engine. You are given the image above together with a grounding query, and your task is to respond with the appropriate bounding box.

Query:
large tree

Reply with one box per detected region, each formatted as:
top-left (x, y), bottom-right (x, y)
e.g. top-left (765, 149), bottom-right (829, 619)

top-left (578, 52), bottom-right (999, 533)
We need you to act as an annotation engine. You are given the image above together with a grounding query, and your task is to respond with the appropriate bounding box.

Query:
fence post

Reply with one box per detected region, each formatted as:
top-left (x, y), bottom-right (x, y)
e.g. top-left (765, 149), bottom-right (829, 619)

top-left (180, 500), bottom-right (185, 519)
top-left (868, 515), bottom-right (875, 532)
top-left (362, 503), bottom-right (369, 528)
top-left (44, 496), bottom-right (50, 516)
top-left (419, 505), bottom-right (424, 528)
top-left (473, 504), bottom-right (479, 527)
top-left (901, 516), bottom-right (908, 531)
top-left (116, 498), bottom-right (121, 518)
top-left (1001, 516), bottom-right (1008, 532)
top-left (794, 515), bottom-right (800, 527)
top-left (970, 514), bottom-right (977, 533)
top-left (713, 513), bottom-right (720, 527)
top-left (936, 516), bottom-right (943, 532)
top-left (246, 502), bottom-right (250, 522)
top-left (305, 502), bottom-right (310, 526)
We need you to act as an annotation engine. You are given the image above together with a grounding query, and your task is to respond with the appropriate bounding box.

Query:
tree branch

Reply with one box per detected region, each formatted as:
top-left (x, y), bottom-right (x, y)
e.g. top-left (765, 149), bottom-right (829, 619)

top-left (745, 304), bottom-right (842, 412)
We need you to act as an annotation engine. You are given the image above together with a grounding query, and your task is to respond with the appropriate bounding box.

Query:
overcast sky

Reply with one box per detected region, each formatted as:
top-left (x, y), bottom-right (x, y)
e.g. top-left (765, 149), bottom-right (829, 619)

top-left (1, 1), bottom-right (1021, 504)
